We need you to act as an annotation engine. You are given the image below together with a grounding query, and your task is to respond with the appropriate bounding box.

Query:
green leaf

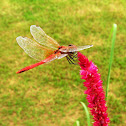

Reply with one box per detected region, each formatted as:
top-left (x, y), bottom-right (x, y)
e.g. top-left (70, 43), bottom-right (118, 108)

top-left (80, 102), bottom-right (91, 126)
top-left (106, 24), bottom-right (117, 101)
top-left (76, 120), bottom-right (80, 126)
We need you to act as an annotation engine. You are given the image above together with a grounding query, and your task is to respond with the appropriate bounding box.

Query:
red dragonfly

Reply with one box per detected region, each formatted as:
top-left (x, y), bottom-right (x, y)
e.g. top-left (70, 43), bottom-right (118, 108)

top-left (16, 25), bottom-right (93, 73)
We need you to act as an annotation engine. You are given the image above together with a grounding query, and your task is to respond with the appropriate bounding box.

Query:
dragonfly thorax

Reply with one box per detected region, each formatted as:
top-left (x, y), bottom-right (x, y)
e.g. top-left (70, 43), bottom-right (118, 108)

top-left (58, 46), bottom-right (62, 49)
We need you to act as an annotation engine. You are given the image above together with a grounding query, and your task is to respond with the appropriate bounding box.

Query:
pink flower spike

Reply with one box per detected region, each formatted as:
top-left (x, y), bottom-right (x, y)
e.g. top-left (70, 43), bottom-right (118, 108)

top-left (77, 52), bottom-right (110, 126)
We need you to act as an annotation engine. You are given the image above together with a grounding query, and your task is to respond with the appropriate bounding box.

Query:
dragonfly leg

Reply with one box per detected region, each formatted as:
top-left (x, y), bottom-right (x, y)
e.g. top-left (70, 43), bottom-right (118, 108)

top-left (69, 52), bottom-right (78, 61)
top-left (66, 56), bottom-right (75, 64)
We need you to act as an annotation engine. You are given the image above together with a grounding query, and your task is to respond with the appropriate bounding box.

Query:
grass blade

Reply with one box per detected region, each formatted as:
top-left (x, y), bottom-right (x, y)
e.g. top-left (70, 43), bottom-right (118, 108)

top-left (80, 102), bottom-right (91, 126)
top-left (76, 120), bottom-right (80, 126)
top-left (106, 24), bottom-right (117, 101)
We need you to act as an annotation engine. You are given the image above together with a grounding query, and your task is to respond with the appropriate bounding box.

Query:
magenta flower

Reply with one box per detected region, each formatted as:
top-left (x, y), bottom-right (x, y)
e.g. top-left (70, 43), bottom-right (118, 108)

top-left (77, 52), bottom-right (110, 126)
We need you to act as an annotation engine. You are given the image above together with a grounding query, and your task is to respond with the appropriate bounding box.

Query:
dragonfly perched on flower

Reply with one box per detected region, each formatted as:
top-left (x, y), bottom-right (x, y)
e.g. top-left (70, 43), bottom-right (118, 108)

top-left (16, 25), bottom-right (93, 73)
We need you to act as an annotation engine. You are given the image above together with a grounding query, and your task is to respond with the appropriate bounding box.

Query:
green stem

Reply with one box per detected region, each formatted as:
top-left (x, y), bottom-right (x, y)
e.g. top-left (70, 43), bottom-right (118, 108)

top-left (106, 24), bottom-right (117, 101)
top-left (80, 102), bottom-right (91, 126)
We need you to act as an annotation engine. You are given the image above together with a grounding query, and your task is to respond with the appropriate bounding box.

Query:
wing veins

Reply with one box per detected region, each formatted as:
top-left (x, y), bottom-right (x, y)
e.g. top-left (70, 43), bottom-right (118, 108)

top-left (16, 36), bottom-right (54, 61)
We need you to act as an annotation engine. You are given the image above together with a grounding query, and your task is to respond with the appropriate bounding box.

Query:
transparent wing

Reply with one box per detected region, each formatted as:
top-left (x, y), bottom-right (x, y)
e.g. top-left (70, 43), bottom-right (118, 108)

top-left (77, 45), bottom-right (93, 51)
top-left (16, 36), bottom-right (54, 61)
top-left (61, 45), bottom-right (93, 52)
top-left (43, 53), bottom-right (58, 63)
top-left (66, 45), bottom-right (93, 52)
top-left (30, 25), bottom-right (60, 49)
top-left (57, 54), bottom-right (68, 59)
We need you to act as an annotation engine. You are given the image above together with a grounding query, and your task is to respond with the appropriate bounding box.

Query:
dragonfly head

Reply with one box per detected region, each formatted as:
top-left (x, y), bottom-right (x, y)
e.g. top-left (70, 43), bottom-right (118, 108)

top-left (59, 45), bottom-right (77, 53)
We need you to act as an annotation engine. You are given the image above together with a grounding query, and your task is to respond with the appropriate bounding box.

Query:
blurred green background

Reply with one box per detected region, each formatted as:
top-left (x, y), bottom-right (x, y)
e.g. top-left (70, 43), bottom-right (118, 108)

top-left (0, 0), bottom-right (126, 126)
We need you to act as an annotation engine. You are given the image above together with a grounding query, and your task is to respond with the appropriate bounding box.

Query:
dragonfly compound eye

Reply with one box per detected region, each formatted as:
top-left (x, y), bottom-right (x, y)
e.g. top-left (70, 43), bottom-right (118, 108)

top-left (68, 44), bottom-right (73, 46)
